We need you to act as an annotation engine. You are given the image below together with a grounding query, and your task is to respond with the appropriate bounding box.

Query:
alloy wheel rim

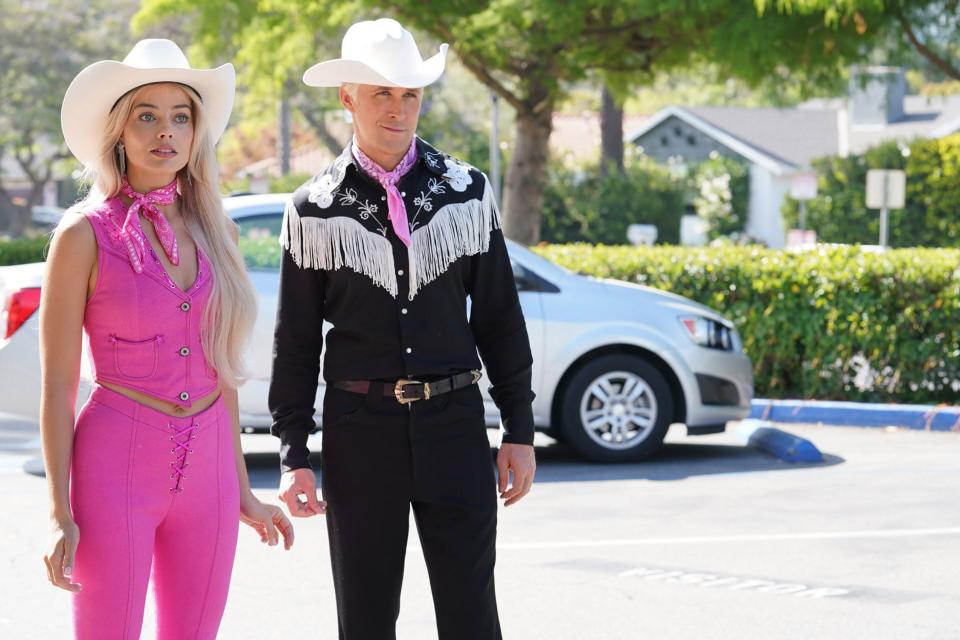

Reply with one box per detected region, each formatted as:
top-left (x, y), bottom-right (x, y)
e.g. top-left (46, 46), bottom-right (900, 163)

top-left (578, 370), bottom-right (657, 450)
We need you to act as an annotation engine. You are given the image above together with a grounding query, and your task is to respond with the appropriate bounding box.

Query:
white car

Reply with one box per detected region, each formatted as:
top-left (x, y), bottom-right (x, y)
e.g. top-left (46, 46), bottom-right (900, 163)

top-left (0, 193), bottom-right (753, 462)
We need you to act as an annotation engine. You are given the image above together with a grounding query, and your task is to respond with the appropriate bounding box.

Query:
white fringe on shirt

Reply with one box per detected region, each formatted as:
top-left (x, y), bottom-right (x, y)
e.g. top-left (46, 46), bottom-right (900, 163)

top-left (281, 198), bottom-right (399, 297)
top-left (280, 176), bottom-right (500, 300)
top-left (407, 176), bottom-right (501, 300)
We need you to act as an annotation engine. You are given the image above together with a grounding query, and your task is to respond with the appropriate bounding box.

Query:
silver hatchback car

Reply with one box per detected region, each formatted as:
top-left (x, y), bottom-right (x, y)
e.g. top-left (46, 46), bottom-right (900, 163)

top-left (0, 193), bottom-right (753, 462)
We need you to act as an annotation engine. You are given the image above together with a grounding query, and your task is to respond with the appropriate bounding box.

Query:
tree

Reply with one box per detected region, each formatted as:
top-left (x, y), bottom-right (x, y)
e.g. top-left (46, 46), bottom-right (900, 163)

top-left (0, 0), bottom-right (137, 235)
top-left (137, 0), bottom-right (875, 244)
top-left (134, 0), bottom-right (351, 159)
top-left (599, 83), bottom-right (624, 177)
top-left (761, 1), bottom-right (960, 80)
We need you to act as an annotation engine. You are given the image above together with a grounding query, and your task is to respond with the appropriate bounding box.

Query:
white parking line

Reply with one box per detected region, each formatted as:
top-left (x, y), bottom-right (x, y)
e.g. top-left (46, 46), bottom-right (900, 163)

top-left (496, 526), bottom-right (960, 550)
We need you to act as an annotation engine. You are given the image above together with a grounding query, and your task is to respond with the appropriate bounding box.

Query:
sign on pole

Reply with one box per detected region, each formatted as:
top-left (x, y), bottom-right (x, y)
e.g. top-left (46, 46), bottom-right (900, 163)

top-left (790, 172), bottom-right (818, 231)
top-left (865, 169), bottom-right (906, 247)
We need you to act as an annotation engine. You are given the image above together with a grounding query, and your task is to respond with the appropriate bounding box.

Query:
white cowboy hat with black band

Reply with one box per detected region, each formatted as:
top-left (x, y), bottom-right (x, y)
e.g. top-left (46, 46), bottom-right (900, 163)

top-left (61, 39), bottom-right (235, 168)
top-left (303, 18), bottom-right (448, 89)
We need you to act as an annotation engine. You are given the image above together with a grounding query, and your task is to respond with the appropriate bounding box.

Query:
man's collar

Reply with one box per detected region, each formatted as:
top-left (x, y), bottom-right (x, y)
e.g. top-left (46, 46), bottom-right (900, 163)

top-left (415, 137), bottom-right (447, 176)
top-left (336, 136), bottom-right (447, 177)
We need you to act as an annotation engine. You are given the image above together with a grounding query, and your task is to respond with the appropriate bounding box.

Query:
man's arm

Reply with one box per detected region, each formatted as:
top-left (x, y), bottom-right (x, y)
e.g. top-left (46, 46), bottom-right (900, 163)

top-left (269, 205), bottom-right (326, 473)
top-left (469, 194), bottom-right (537, 505)
top-left (269, 228), bottom-right (329, 517)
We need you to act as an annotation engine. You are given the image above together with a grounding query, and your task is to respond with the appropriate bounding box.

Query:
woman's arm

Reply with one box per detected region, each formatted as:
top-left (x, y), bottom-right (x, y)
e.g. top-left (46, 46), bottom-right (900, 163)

top-left (39, 214), bottom-right (97, 591)
top-left (223, 221), bottom-right (293, 549)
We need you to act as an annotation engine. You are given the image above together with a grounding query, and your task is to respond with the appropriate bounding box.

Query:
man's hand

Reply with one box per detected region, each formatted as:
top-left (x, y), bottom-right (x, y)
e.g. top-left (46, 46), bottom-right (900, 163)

top-left (278, 468), bottom-right (327, 518)
top-left (496, 443), bottom-right (535, 506)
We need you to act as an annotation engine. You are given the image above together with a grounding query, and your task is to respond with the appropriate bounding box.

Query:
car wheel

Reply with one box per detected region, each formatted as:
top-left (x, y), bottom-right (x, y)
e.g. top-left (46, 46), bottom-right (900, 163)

top-left (560, 354), bottom-right (674, 462)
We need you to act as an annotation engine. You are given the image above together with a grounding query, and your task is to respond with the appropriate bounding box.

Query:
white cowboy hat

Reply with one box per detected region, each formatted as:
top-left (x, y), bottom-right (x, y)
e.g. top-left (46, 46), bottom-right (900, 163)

top-left (303, 18), bottom-right (448, 88)
top-left (61, 39), bottom-right (235, 168)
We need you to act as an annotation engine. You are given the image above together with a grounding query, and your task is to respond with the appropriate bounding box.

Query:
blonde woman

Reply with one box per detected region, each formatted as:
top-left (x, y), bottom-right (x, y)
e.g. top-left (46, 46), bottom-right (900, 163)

top-left (40, 39), bottom-right (292, 639)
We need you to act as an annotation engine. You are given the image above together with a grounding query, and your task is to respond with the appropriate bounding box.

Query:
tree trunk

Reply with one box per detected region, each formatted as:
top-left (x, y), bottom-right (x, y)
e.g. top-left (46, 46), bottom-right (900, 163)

top-left (600, 83), bottom-right (624, 177)
top-left (502, 106), bottom-right (553, 245)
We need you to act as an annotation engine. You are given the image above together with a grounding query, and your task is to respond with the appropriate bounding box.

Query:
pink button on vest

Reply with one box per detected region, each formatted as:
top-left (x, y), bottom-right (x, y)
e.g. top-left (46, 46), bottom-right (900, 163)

top-left (82, 198), bottom-right (218, 406)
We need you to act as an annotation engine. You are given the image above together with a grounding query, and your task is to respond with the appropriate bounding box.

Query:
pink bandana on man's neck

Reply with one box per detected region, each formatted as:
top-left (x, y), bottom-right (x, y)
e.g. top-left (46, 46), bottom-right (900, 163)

top-left (351, 138), bottom-right (418, 247)
top-left (118, 176), bottom-right (179, 273)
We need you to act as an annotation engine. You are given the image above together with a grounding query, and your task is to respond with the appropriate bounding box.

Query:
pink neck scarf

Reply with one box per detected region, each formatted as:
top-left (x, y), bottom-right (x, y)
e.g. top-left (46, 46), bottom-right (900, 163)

top-left (118, 177), bottom-right (179, 274)
top-left (351, 138), bottom-right (418, 247)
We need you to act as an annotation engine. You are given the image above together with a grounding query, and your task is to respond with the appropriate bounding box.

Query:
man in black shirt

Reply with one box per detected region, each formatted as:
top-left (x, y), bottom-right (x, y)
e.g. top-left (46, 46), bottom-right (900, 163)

top-left (268, 18), bottom-right (536, 640)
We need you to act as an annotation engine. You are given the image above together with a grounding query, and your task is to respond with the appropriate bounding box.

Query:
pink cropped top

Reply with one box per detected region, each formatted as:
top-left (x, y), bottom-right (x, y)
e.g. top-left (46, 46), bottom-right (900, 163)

top-left (82, 198), bottom-right (218, 407)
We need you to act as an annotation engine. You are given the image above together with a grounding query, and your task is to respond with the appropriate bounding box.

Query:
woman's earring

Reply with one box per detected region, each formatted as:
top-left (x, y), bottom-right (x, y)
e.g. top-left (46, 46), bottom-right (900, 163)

top-left (116, 141), bottom-right (126, 175)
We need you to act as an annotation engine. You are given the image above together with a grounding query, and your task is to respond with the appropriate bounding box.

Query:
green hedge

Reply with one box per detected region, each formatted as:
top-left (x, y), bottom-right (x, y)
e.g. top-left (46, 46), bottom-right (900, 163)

top-left (0, 236), bottom-right (49, 266)
top-left (531, 243), bottom-right (960, 403)
top-left (782, 134), bottom-right (960, 247)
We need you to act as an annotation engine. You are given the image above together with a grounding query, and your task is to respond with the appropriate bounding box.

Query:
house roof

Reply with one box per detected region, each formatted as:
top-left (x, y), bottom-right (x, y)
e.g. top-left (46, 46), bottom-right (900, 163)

top-left (627, 93), bottom-right (960, 172)
top-left (686, 106), bottom-right (840, 168)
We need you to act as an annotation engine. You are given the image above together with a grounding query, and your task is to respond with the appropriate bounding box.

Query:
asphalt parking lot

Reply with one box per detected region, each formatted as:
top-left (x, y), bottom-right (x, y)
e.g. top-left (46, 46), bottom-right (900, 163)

top-left (1, 421), bottom-right (958, 639)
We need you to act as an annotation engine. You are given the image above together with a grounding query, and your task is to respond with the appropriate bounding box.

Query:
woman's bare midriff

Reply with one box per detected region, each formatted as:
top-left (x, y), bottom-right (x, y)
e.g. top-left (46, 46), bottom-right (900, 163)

top-left (98, 381), bottom-right (222, 417)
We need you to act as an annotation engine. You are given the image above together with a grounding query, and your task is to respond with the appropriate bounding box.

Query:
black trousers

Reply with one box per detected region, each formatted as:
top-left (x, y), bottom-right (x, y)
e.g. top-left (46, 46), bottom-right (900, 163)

top-left (320, 380), bottom-right (502, 640)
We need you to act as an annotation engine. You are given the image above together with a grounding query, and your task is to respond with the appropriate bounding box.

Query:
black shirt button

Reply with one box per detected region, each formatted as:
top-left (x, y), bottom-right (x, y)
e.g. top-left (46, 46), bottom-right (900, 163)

top-left (180, 302), bottom-right (191, 312)
top-left (179, 391), bottom-right (190, 402)
top-left (179, 347), bottom-right (190, 357)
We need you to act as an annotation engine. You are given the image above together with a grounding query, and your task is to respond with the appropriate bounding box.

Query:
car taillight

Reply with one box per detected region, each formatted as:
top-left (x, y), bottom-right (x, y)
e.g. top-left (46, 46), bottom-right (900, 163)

top-left (4, 287), bottom-right (41, 339)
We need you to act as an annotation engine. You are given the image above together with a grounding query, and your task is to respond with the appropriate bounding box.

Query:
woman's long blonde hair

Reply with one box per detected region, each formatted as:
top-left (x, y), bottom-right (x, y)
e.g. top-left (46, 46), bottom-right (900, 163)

top-left (65, 82), bottom-right (256, 389)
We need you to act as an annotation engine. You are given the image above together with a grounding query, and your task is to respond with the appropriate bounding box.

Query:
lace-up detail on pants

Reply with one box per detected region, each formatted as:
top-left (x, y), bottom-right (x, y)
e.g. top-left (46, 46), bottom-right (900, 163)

top-left (169, 422), bottom-right (199, 492)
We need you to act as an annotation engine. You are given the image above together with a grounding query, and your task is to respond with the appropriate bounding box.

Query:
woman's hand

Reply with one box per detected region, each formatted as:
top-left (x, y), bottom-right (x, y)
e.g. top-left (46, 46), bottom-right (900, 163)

top-left (43, 514), bottom-right (81, 592)
top-left (240, 493), bottom-right (295, 550)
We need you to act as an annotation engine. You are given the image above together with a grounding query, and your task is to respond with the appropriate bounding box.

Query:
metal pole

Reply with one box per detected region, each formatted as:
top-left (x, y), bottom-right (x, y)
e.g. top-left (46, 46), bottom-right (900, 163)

top-left (489, 92), bottom-right (501, 206)
top-left (799, 201), bottom-right (807, 231)
top-left (879, 172), bottom-right (888, 247)
top-left (279, 93), bottom-right (291, 176)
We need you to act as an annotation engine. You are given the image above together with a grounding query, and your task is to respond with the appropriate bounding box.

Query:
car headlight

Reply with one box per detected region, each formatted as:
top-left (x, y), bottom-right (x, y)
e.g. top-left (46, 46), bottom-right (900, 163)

top-left (679, 315), bottom-right (735, 351)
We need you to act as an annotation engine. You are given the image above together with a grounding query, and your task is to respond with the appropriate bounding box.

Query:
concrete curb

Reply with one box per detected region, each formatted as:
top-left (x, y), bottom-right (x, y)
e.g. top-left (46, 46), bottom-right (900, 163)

top-left (749, 399), bottom-right (960, 432)
top-left (735, 421), bottom-right (824, 463)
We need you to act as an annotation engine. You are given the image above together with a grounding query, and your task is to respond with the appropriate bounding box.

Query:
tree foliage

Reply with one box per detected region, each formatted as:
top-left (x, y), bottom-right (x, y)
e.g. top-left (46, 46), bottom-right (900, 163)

top-left (136, 0), bottom-right (880, 244)
top-left (760, 1), bottom-right (960, 80)
top-left (0, 0), bottom-right (134, 235)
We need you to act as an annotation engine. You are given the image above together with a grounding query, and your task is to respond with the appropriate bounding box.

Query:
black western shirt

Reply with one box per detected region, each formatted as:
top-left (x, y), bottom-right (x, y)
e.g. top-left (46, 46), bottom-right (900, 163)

top-left (268, 137), bottom-right (536, 472)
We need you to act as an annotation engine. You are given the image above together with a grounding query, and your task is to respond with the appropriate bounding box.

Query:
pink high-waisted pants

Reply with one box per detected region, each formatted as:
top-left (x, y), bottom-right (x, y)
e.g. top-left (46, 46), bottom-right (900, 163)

top-left (69, 384), bottom-right (240, 639)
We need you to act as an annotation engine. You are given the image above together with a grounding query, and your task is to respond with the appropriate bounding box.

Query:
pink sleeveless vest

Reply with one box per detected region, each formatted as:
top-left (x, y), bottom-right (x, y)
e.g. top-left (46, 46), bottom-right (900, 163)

top-left (83, 197), bottom-right (218, 407)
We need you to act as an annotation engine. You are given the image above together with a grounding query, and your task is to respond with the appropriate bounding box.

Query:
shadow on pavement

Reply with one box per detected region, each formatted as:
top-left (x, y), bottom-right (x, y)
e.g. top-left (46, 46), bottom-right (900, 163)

top-left (243, 441), bottom-right (845, 490)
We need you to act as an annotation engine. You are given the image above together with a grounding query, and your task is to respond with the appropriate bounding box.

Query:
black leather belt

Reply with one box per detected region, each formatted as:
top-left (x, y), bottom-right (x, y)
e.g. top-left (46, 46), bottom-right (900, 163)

top-left (332, 370), bottom-right (482, 405)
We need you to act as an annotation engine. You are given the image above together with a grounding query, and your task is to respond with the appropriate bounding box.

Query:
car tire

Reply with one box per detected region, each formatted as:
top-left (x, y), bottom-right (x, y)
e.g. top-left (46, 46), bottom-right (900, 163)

top-left (559, 354), bottom-right (674, 462)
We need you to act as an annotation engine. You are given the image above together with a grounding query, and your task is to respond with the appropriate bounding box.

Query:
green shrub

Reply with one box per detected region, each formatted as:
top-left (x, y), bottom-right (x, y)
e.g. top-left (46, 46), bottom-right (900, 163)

top-left (783, 135), bottom-right (960, 247)
top-left (541, 157), bottom-right (685, 245)
top-left (690, 155), bottom-right (750, 240)
top-left (239, 235), bottom-right (281, 270)
top-left (0, 235), bottom-right (49, 266)
top-left (532, 243), bottom-right (960, 403)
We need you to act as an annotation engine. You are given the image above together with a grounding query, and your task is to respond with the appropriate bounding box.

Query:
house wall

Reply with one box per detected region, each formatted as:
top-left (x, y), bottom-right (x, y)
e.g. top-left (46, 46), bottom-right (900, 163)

top-left (746, 164), bottom-right (789, 248)
top-left (632, 115), bottom-right (740, 164)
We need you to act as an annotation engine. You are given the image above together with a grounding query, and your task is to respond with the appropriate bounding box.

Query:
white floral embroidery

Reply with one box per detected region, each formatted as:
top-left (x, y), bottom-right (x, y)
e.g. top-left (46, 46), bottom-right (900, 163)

top-left (356, 200), bottom-right (383, 232)
top-left (306, 152), bottom-right (351, 208)
top-left (424, 150), bottom-right (443, 170)
top-left (409, 178), bottom-right (449, 230)
top-left (413, 195), bottom-right (433, 211)
top-left (442, 158), bottom-right (473, 192)
top-left (427, 177), bottom-right (446, 195)
top-left (338, 188), bottom-right (358, 206)
top-left (307, 174), bottom-right (338, 208)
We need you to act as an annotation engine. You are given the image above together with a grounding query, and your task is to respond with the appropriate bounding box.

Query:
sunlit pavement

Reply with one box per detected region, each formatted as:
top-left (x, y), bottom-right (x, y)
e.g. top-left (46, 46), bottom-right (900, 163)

top-left (3, 422), bottom-right (958, 639)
